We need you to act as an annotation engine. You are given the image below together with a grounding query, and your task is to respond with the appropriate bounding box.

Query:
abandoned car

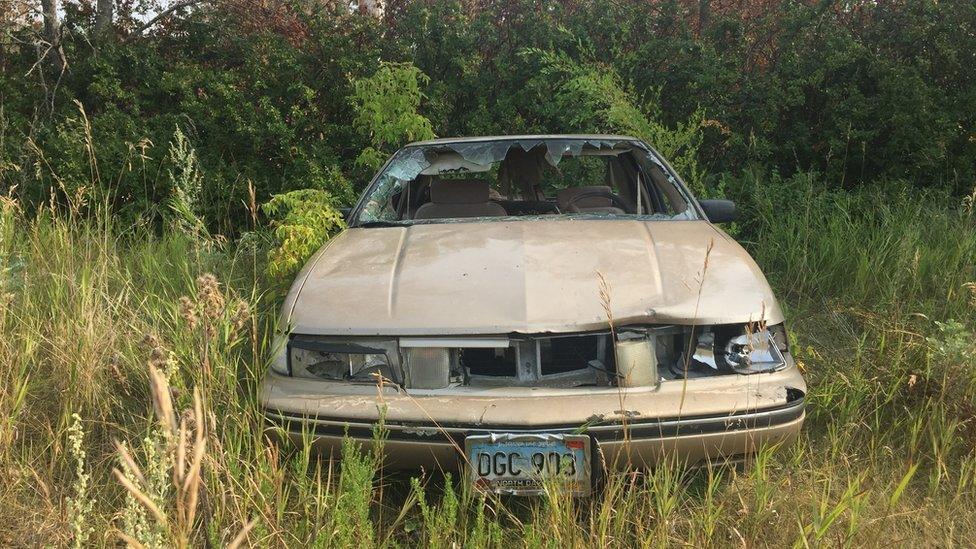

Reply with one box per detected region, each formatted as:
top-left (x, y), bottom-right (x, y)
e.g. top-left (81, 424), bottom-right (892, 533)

top-left (260, 135), bottom-right (806, 495)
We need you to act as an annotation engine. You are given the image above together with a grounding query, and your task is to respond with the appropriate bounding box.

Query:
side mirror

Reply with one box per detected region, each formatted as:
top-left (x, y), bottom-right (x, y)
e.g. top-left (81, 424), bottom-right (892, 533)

top-left (699, 199), bottom-right (737, 223)
top-left (339, 207), bottom-right (352, 222)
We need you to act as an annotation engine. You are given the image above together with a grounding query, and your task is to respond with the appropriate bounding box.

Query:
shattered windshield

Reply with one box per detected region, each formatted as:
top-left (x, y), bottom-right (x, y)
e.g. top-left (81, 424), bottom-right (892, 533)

top-left (354, 138), bottom-right (698, 225)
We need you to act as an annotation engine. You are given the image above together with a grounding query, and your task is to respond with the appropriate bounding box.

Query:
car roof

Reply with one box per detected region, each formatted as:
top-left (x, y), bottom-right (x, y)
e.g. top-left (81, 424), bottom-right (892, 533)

top-left (405, 134), bottom-right (641, 147)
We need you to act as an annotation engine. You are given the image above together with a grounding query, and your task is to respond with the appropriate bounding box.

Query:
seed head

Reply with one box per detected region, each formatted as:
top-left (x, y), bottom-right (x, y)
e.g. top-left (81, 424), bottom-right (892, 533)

top-left (178, 296), bottom-right (198, 330)
top-left (142, 333), bottom-right (177, 379)
top-left (196, 273), bottom-right (225, 320)
top-left (230, 299), bottom-right (250, 335)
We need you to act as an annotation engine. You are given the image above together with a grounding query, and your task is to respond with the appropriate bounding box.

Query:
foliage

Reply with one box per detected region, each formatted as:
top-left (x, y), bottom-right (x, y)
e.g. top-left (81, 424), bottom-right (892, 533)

top-left (412, 474), bottom-right (459, 547)
top-left (66, 413), bottom-right (95, 548)
top-left (0, 156), bottom-right (975, 545)
top-left (527, 49), bottom-right (708, 195)
top-left (350, 62), bottom-right (436, 171)
top-left (334, 435), bottom-right (377, 547)
top-left (3, 0), bottom-right (975, 234)
top-left (116, 435), bottom-right (169, 548)
top-left (0, 1), bottom-right (975, 546)
top-left (262, 188), bottom-right (346, 279)
top-left (926, 320), bottom-right (975, 365)
top-left (166, 126), bottom-right (206, 236)
top-left (730, 169), bottom-right (976, 320)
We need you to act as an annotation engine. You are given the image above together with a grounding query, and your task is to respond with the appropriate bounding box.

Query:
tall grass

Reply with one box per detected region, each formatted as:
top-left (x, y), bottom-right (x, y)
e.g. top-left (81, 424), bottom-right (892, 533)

top-left (0, 165), bottom-right (974, 546)
top-left (735, 169), bottom-right (976, 320)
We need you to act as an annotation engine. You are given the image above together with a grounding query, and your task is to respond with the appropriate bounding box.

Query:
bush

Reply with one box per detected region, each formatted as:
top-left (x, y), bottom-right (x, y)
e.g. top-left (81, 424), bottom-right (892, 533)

top-left (350, 61), bottom-right (437, 171)
top-left (526, 49), bottom-right (709, 195)
top-left (261, 189), bottom-right (346, 280)
top-left (4, 0), bottom-right (975, 230)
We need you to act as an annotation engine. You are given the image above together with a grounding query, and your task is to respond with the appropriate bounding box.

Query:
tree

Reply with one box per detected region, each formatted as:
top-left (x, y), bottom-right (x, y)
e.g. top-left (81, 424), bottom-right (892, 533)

top-left (39, 0), bottom-right (63, 72)
top-left (95, 0), bottom-right (113, 36)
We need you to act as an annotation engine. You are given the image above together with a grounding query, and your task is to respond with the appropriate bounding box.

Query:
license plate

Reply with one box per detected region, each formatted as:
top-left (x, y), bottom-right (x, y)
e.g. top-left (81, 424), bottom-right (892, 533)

top-left (464, 433), bottom-right (591, 496)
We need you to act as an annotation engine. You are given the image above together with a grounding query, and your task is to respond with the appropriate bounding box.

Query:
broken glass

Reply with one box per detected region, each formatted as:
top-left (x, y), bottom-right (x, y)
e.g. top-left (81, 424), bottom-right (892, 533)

top-left (356, 137), bottom-right (694, 224)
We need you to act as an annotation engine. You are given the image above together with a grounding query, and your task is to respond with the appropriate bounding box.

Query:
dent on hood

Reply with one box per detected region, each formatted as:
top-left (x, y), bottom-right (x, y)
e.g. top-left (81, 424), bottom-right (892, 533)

top-left (281, 220), bottom-right (783, 336)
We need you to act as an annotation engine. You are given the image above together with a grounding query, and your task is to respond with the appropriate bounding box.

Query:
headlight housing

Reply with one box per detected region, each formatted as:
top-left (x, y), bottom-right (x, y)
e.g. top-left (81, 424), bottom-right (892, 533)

top-left (722, 329), bottom-right (787, 374)
top-left (402, 347), bottom-right (451, 389)
top-left (692, 324), bottom-right (789, 374)
top-left (285, 336), bottom-right (400, 383)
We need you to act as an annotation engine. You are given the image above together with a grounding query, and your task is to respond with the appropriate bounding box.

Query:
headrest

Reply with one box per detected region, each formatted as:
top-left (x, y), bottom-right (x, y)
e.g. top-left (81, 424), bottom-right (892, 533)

top-left (429, 178), bottom-right (492, 204)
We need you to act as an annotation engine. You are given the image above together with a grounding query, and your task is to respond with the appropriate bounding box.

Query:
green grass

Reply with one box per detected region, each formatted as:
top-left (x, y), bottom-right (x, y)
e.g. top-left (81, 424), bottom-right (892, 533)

top-left (0, 172), bottom-right (975, 547)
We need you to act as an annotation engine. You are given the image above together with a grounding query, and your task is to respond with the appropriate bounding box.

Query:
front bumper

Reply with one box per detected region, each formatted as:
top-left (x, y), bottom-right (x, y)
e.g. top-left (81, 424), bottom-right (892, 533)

top-left (264, 398), bottom-right (804, 469)
top-left (260, 367), bottom-right (807, 470)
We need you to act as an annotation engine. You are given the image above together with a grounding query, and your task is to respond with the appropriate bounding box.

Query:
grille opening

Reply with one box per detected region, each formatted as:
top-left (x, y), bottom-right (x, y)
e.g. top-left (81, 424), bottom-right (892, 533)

top-left (540, 335), bottom-right (604, 375)
top-left (461, 347), bottom-right (517, 377)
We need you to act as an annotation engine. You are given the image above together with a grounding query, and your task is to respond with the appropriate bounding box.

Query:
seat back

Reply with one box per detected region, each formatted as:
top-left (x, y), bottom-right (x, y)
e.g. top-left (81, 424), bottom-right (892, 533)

top-left (414, 179), bottom-right (507, 219)
top-left (557, 185), bottom-right (625, 214)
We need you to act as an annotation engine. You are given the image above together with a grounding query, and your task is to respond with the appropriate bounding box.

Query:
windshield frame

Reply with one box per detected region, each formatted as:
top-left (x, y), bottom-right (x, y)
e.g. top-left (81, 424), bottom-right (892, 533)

top-left (347, 137), bottom-right (706, 227)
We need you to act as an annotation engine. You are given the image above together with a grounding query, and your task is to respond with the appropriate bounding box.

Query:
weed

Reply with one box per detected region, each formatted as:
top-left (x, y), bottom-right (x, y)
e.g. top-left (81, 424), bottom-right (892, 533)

top-left (66, 413), bottom-right (95, 548)
top-left (166, 126), bottom-right (206, 237)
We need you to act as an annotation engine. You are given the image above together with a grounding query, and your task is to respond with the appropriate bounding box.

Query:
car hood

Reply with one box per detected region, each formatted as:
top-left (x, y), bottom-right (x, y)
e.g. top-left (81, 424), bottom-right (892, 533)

top-left (283, 219), bottom-right (783, 335)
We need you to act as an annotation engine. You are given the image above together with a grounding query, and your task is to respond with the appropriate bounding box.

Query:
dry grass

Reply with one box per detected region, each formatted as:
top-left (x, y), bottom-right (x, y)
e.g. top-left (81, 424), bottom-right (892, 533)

top-left (0, 171), bottom-right (975, 546)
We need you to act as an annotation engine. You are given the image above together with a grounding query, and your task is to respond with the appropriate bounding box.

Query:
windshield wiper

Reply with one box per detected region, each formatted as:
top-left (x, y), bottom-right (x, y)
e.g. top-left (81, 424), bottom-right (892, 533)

top-left (354, 220), bottom-right (408, 228)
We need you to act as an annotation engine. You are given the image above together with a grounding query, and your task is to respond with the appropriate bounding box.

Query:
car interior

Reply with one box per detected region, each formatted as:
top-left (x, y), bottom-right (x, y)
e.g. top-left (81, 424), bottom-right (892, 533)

top-left (361, 141), bottom-right (690, 222)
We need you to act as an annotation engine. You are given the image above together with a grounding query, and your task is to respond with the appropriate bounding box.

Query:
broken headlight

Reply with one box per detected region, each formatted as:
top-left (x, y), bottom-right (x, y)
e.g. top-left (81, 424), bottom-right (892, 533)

top-left (692, 325), bottom-right (789, 374)
top-left (722, 330), bottom-right (786, 374)
top-left (286, 337), bottom-right (398, 383)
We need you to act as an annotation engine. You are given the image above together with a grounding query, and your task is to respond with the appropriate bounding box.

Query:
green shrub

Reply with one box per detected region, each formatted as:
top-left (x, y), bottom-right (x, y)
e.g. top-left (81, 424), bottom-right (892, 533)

top-left (350, 62), bottom-right (436, 171)
top-left (526, 49), bottom-right (708, 195)
top-left (261, 189), bottom-right (346, 279)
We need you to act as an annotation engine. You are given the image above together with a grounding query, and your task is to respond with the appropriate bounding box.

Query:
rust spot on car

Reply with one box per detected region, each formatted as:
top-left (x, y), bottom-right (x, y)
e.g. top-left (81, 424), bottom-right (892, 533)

top-left (614, 409), bottom-right (641, 418)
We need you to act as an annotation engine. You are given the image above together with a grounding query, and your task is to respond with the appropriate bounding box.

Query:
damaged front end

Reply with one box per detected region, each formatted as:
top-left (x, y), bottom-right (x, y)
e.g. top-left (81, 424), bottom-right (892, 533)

top-left (272, 322), bottom-right (795, 391)
top-left (261, 321), bottom-right (806, 481)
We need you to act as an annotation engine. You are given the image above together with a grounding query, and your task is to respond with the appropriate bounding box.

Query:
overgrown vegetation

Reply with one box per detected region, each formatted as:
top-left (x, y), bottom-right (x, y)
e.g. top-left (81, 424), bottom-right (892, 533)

top-left (261, 188), bottom-right (346, 279)
top-left (1, 0), bottom-right (975, 547)
top-left (4, 1), bottom-right (976, 230)
top-left (0, 154), bottom-right (974, 546)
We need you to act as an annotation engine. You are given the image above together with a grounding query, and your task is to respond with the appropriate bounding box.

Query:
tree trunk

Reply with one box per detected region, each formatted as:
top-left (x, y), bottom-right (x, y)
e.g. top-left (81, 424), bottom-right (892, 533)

top-left (39, 0), bottom-right (63, 72)
top-left (698, 0), bottom-right (710, 34)
top-left (96, 0), bottom-right (114, 36)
